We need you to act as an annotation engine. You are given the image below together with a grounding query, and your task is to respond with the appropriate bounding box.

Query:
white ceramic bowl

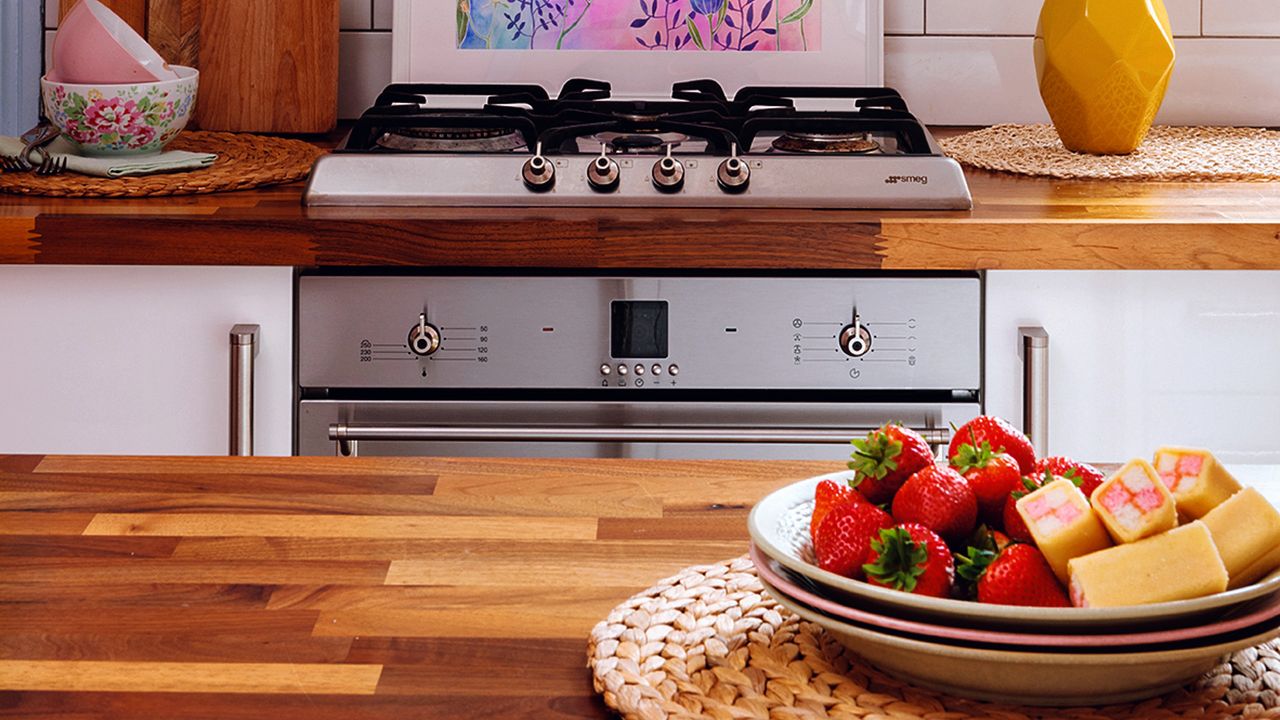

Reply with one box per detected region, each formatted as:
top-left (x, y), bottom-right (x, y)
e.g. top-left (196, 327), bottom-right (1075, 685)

top-left (40, 67), bottom-right (199, 157)
top-left (761, 571), bottom-right (1280, 706)
top-left (749, 471), bottom-right (1280, 631)
top-left (51, 0), bottom-right (179, 84)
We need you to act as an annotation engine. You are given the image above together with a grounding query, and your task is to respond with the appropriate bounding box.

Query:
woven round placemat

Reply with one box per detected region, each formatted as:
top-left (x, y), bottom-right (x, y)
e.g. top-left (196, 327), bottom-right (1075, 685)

top-left (0, 131), bottom-right (325, 198)
top-left (940, 124), bottom-right (1280, 182)
top-left (588, 556), bottom-right (1280, 720)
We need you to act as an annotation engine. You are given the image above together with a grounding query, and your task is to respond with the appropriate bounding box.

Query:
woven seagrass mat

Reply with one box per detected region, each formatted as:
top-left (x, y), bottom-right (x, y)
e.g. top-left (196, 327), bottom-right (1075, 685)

top-left (0, 131), bottom-right (325, 198)
top-left (940, 124), bottom-right (1280, 182)
top-left (588, 556), bottom-right (1280, 720)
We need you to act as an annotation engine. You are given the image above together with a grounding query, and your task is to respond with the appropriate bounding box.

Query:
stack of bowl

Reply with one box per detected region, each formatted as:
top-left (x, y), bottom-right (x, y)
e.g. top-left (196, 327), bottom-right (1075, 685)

top-left (748, 470), bottom-right (1280, 706)
top-left (41, 0), bottom-right (198, 157)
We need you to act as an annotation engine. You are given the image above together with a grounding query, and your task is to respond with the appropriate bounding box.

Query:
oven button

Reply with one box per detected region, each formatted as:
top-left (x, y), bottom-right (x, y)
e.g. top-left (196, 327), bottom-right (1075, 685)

top-left (616, 364), bottom-right (628, 375)
top-left (651, 364), bottom-right (662, 375)
top-left (634, 364), bottom-right (645, 375)
top-left (668, 364), bottom-right (679, 376)
top-left (599, 363), bottom-right (611, 376)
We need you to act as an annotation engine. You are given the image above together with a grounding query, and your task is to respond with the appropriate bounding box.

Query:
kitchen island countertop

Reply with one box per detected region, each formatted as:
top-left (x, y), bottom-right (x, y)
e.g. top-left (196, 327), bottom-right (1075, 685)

top-left (2, 163), bottom-right (1280, 270)
top-left (0, 453), bottom-right (833, 719)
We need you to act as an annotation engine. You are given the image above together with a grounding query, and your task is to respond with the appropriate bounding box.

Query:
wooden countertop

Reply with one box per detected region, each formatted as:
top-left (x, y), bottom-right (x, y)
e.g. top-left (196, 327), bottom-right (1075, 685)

top-left (0, 453), bottom-right (830, 719)
top-left (2, 155), bottom-right (1280, 270)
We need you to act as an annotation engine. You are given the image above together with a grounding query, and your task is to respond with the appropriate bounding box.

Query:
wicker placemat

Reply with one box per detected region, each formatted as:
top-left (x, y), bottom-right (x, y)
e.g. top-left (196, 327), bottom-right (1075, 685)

top-left (588, 556), bottom-right (1280, 720)
top-left (940, 124), bottom-right (1280, 182)
top-left (0, 131), bottom-right (325, 198)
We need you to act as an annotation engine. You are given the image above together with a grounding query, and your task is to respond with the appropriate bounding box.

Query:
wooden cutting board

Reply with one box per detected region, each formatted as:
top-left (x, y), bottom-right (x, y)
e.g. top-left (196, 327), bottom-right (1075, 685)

top-left (145, 0), bottom-right (200, 68)
top-left (59, 0), bottom-right (147, 35)
top-left (192, 0), bottom-right (338, 133)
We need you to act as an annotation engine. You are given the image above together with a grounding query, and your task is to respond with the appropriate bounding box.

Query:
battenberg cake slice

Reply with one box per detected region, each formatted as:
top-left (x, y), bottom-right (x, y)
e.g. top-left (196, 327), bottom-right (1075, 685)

top-left (1201, 487), bottom-right (1280, 589)
top-left (1152, 447), bottom-right (1242, 519)
top-left (1091, 459), bottom-right (1177, 544)
top-left (1016, 477), bottom-right (1112, 584)
top-left (1067, 521), bottom-right (1228, 607)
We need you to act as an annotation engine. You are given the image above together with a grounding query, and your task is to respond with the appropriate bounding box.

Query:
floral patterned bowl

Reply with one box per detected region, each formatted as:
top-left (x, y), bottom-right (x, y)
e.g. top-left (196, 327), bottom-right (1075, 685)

top-left (40, 66), bottom-right (198, 157)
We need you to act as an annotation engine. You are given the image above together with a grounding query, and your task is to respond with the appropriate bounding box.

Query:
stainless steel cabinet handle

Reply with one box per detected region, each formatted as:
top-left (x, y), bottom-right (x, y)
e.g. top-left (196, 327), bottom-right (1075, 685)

top-left (329, 423), bottom-right (950, 458)
top-left (229, 324), bottom-right (260, 456)
top-left (1020, 326), bottom-right (1049, 458)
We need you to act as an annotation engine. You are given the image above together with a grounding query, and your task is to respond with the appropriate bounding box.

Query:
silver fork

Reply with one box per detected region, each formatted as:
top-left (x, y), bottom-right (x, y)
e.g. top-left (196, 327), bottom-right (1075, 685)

top-left (0, 154), bottom-right (32, 172)
top-left (36, 154), bottom-right (67, 176)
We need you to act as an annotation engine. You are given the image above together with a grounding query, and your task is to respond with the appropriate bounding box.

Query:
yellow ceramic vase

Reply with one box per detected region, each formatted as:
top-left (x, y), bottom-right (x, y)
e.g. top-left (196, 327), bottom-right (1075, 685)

top-left (1035, 0), bottom-right (1176, 155)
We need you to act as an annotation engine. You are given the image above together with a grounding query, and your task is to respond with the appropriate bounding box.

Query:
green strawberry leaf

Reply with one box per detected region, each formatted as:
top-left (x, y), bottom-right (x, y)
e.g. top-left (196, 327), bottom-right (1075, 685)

top-left (862, 527), bottom-right (927, 592)
top-left (848, 432), bottom-right (903, 481)
top-left (955, 546), bottom-right (996, 584)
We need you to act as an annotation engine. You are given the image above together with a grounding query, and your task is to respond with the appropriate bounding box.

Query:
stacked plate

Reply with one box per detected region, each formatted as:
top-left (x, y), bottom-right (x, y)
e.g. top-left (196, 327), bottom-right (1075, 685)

top-left (748, 470), bottom-right (1280, 706)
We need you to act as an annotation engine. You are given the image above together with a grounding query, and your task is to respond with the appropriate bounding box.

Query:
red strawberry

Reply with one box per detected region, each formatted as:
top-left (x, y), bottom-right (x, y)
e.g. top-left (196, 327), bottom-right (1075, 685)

top-left (1033, 456), bottom-right (1106, 501)
top-left (863, 523), bottom-right (955, 598)
top-left (949, 416), bottom-right (1036, 475)
top-left (847, 423), bottom-right (934, 504)
top-left (814, 500), bottom-right (894, 579)
top-left (810, 478), bottom-right (864, 542)
top-left (951, 441), bottom-right (1023, 525)
top-left (956, 543), bottom-right (1069, 607)
top-left (1002, 492), bottom-right (1034, 542)
top-left (891, 464), bottom-right (978, 544)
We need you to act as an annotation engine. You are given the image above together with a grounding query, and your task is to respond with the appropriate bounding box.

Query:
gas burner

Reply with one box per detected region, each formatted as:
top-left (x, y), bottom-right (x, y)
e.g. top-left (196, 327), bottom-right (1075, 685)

top-left (594, 131), bottom-right (689, 154)
top-left (771, 131), bottom-right (881, 154)
top-left (376, 125), bottom-right (528, 152)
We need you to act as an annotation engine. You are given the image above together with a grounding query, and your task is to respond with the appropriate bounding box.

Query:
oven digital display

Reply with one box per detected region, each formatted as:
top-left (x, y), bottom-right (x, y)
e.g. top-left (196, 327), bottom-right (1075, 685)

top-left (611, 301), bottom-right (668, 358)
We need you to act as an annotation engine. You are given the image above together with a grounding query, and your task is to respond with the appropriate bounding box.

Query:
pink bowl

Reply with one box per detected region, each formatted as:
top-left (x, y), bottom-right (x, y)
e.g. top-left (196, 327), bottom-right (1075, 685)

top-left (51, 0), bottom-right (179, 84)
top-left (750, 543), bottom-right (1280, 649)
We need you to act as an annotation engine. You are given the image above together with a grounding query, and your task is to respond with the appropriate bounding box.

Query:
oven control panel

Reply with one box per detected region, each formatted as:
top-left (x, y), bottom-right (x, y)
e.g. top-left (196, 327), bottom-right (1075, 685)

top-left (298, 275), bottom-right (981, 390)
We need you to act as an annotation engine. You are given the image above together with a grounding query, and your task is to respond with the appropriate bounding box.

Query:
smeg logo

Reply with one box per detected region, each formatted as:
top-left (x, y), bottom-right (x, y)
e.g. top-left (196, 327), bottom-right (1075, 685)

top-left (884, 175), bottom-right (930, 185)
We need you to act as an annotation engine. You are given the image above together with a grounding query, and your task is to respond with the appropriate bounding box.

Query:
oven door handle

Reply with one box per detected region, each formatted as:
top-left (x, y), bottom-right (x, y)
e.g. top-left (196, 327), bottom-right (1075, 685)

top-left (328, 423), bottom-right (950, 457)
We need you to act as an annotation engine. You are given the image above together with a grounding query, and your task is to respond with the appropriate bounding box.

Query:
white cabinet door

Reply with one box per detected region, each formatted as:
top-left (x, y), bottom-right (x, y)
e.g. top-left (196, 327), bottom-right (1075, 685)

top-left (985, 271), bottom-right (1280, 465)
top-left (0, 266), bottom-right (293, 455)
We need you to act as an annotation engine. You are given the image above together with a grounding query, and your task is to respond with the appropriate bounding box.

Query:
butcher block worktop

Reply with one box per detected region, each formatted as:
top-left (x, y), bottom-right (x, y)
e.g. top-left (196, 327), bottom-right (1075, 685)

top-left (2, 168), bottom-right (1280, 269)
top-left (0, 453), bottom-right (831, 719)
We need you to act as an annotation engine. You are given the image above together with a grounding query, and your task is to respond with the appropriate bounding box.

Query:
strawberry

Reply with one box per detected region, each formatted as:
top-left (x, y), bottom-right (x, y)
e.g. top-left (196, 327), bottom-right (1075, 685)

top-left (810, 478), bottom-right (864, 542)
top-left (950, 440), bottom-right (1023, 525)
top-left (863, 523), bottom-right (955, 598)
top-left (949, 416), bottom-right (1036, 475)
top-left (1002, 492), bottom-right (1035, 542)
top-left (847, 423), bottom-right (934, 504)
top-left (956, 543), bottom-right (1069, 607)
top-left (891, 464), bottom-right (978, 544)
top-left (814, 500), bottom-right (893, 579)
top-left (1033, 456), bottom-right (1106, 501)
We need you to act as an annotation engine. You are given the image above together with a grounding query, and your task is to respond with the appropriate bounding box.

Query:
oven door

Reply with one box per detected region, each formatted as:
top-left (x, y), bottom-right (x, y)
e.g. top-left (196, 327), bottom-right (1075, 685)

top-left (297, 399), bottom-right (979, 460)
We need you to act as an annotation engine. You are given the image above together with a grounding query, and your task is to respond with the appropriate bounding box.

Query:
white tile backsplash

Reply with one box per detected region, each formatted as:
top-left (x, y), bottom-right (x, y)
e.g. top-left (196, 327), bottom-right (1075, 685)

top-left (926, 1), bottom-right (1040, 36)
top-left (44, 0), bottom-right (58, 29)
top-left (885, 0), bottom-right (925, 35)
top-left (373, 0), bottom-right (394, 31)
top-left (1204, 0), bottom-right (1280, 37)
top-left (340, 0), bottom-right (372, 30)
top-left (338, 31), bottom-right (393, 120)
top-left (1163, 0), bottom-right (1203, 37)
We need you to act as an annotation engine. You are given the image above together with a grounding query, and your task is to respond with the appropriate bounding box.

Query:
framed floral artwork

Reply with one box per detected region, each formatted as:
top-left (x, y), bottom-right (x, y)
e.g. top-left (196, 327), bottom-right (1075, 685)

top-left (392, 0), bottom-right (882, 98)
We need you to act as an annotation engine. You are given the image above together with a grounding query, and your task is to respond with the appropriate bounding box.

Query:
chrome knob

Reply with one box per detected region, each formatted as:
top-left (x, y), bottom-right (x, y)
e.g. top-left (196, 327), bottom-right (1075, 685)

top-left (522, 142), bottom-right (555, 192)
top-left (408, 313), bottom-right (441, 356)
top-left (651, 144), bottom-right (684, 193)
top-left (839, 315), bottom-right (872, 357)
top-left (587, 143), bottom-right (620, 193)
top-left (717, 144), bottom-right (750, 194)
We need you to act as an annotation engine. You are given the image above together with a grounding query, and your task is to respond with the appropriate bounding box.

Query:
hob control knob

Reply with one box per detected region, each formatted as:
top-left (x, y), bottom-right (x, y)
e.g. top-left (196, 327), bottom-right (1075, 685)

top-left (651, 145), bottom-right (685, 193)
top-left (587, 143), bottom-right (620, 193)
top-left (838, 318), bottom-right (872, 358)
top-left (717, 145), bottom-right (750, 194)
top-left (522, 143), bottom-right (555, 192)
top-left (408, 313), bottom-right (441, 357)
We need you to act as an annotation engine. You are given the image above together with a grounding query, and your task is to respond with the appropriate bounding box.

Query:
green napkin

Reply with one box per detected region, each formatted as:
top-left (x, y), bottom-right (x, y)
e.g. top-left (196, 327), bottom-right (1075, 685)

top-left (0, 136), bottom-right (216, 178)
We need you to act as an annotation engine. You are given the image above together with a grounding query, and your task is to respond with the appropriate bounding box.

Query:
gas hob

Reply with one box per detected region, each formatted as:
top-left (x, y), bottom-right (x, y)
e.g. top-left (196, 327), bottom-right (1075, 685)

top-left (304, 79), bottom-right (972, 210)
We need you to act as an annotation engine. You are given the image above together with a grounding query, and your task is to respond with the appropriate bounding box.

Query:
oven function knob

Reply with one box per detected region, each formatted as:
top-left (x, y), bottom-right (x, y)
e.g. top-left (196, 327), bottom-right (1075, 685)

top-left (839, 320), bottom-right (873, 358)
top-left (408, 313), bottom-right (441, 357)
top-left (716, 144), bottom-right (750, 194)
top-left (522, 143), bottom-right (555, 192)
top-left (587, 143), bottom-right (620, 193)
top-left (651, 145), bottom-right (685, 193)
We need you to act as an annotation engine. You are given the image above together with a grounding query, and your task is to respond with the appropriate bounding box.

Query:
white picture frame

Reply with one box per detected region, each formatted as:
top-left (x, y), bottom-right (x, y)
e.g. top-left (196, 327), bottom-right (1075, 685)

top-left (392, 0), bottom-right (883, 100)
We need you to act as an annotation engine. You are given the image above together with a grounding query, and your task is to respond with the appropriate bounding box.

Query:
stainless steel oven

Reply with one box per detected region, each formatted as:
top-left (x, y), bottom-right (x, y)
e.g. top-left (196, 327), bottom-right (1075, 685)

top-left (295, 273), bottom-right (982, 460)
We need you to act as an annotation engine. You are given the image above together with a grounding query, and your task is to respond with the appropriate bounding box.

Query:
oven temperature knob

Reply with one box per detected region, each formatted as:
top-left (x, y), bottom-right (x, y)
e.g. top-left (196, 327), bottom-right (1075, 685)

top-left (651, 145), bottom-right (685, 193)
top-left (839, 318), bottom-right (872, 357)
top-left (522, 143), bottom-right (555, 192)
top-left (716, 144), bottom-right (750, 194)
top-left (408, 313), bottom-right (441, 357)
top-left (587, 143), bottom-right (620, 193)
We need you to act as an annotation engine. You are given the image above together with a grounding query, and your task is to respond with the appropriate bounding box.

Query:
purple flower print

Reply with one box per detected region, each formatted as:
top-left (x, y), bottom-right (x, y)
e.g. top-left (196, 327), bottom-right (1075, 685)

top-left (689, 0), bottom-right (724, 14)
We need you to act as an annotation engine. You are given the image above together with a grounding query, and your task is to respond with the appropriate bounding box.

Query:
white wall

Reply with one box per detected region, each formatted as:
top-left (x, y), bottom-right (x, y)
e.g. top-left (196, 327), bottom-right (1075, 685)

top-left (986, 271), bottom-right (1280, 465)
